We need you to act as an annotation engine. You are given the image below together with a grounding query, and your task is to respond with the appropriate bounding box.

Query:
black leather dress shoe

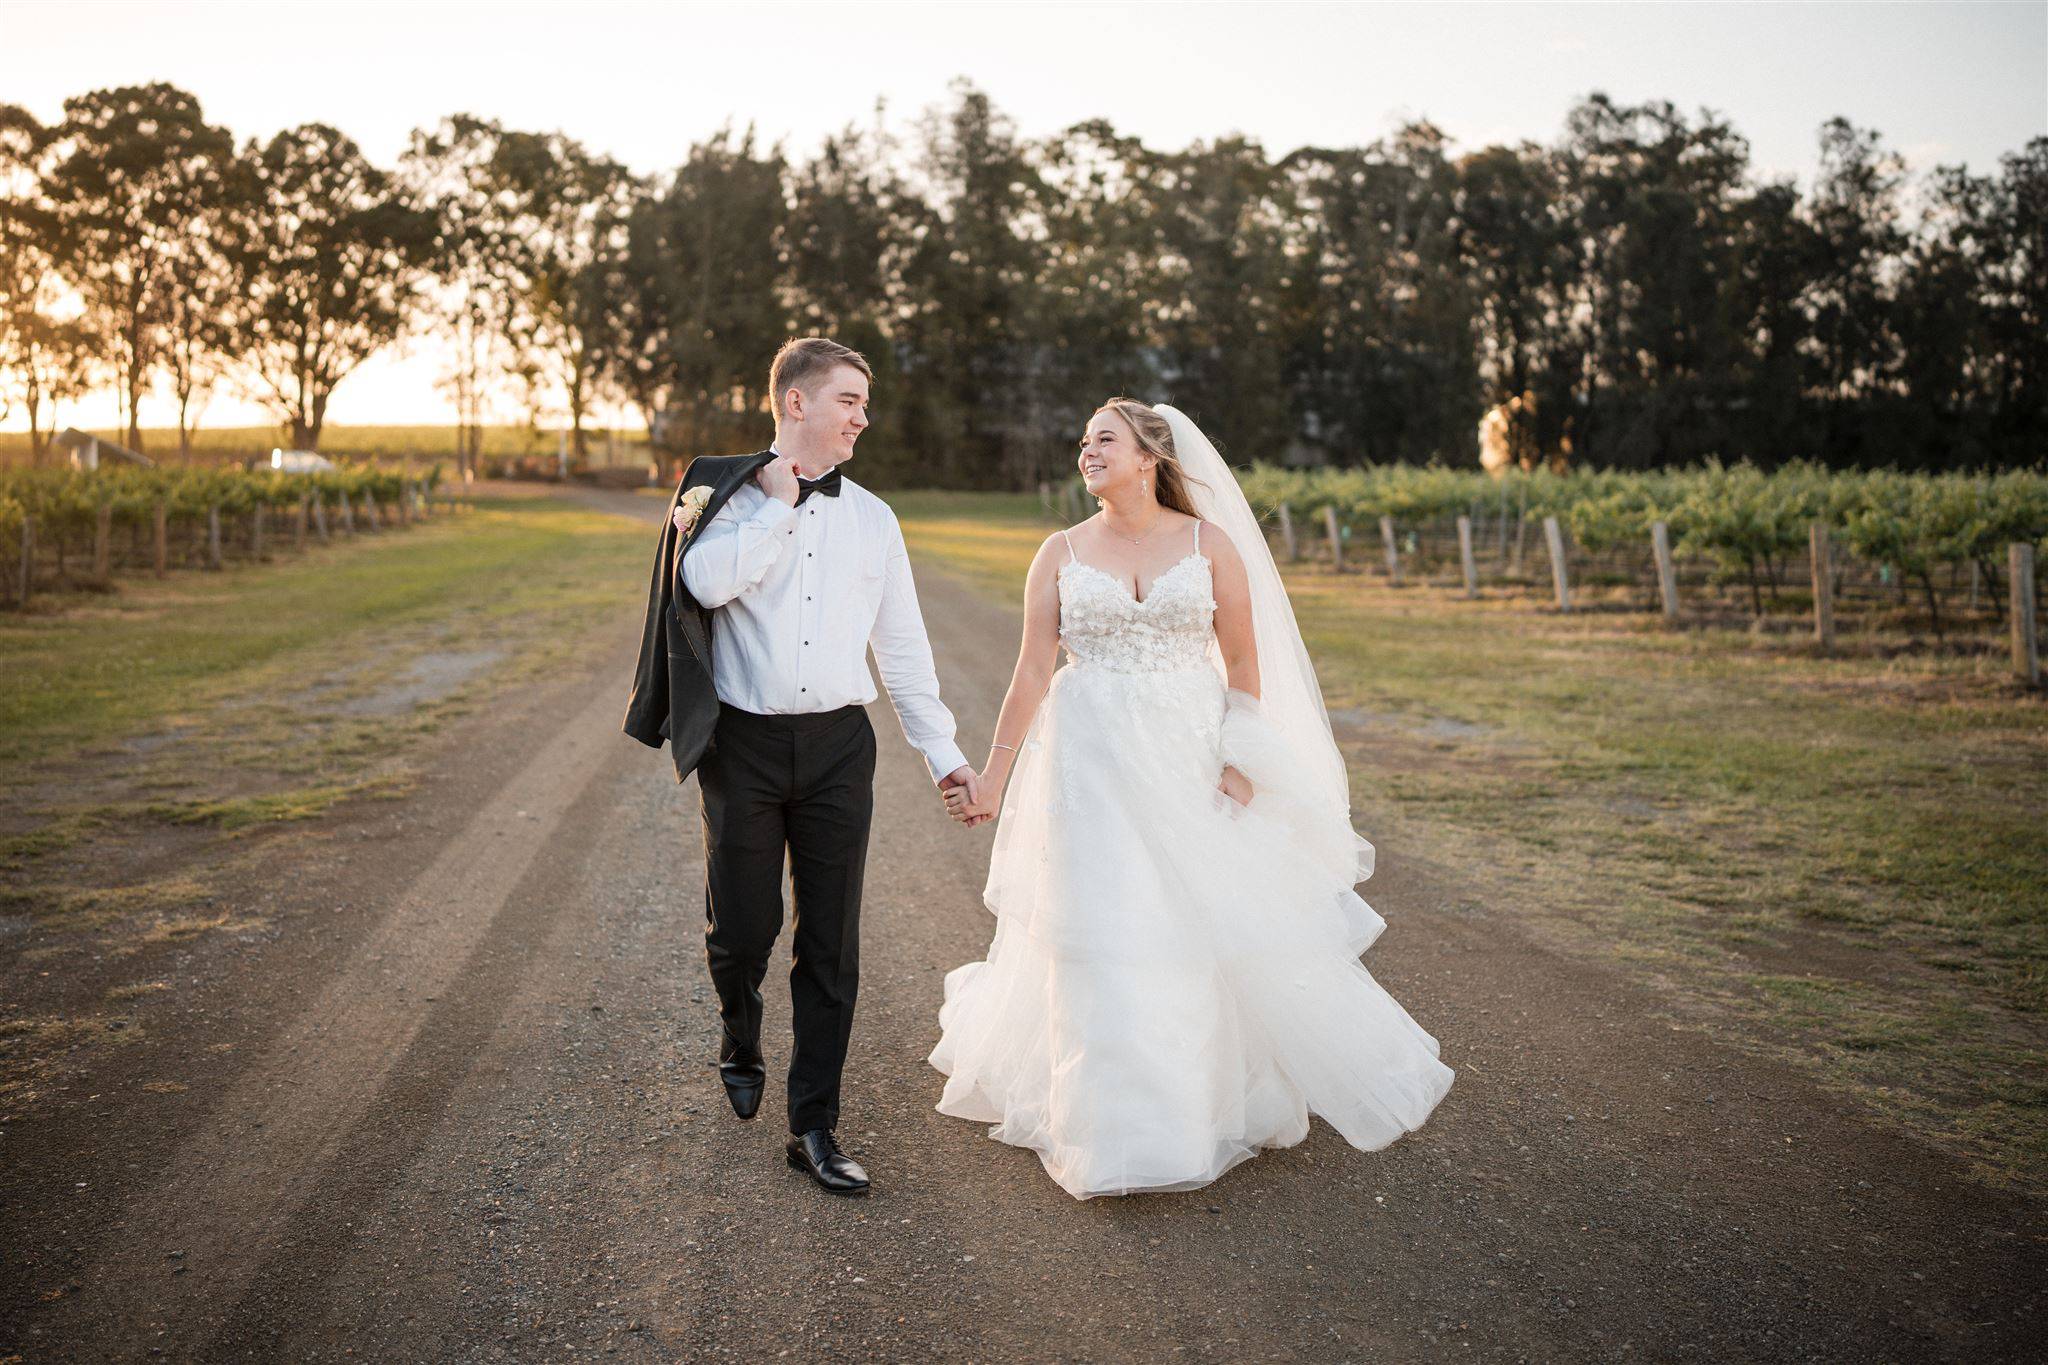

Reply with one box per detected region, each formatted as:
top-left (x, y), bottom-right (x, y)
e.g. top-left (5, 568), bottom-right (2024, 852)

top-left (718, 1061), bottom-right (765, 1120)
top-left (785, 1128), bottom-right (869, 1195)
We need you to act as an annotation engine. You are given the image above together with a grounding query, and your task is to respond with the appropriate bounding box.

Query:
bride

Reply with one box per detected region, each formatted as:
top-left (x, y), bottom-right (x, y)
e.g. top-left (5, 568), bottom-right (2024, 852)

top-left (929, 398), bottom-right (1454, 1200)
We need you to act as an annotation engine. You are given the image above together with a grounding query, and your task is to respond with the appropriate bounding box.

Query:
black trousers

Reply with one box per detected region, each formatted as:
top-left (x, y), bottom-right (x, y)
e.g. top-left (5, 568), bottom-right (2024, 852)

top-left (697, 700), bottom-right (876, 1135)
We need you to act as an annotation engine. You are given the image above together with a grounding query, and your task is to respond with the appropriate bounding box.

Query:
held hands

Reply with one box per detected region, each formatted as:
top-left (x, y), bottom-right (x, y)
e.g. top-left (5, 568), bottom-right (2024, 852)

top-left (1216, 764), bottom-right (1253, 809)
top-left (941, 766), bottom-right (998, 827)
top-left (938, 766), bottom-right (993, 828)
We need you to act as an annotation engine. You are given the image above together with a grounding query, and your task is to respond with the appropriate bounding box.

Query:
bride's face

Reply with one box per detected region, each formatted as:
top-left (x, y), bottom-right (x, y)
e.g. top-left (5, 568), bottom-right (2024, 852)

top-left (1078, 410), bottom-right (1153, 501)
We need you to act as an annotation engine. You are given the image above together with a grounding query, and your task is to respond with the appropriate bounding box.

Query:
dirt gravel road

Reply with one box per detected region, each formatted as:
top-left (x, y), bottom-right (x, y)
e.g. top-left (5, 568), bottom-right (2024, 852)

top-left (3, 486), bottom-right (2040, 1362)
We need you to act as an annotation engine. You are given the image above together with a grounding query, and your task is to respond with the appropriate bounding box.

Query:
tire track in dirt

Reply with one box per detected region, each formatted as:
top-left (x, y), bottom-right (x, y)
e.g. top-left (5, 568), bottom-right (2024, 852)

top-left (25, 632), bottom-right (638, 1358)
top-left (7, 484), bottom-right (2041, 1362)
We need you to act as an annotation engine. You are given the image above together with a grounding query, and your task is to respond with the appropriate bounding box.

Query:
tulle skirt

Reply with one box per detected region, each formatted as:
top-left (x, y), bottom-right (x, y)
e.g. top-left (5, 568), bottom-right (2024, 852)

top-left (928, 660), bottom-right (1454, 1200)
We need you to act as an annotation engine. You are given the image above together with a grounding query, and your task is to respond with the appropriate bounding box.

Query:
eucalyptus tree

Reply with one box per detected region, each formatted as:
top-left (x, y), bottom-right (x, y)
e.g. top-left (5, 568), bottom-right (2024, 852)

top-left (36, 83), bottom-right (238, 453)
top-left (0, 103), bottom-right (62, 459)
top-left (1450, 138), bottom-right (1577, 463)
top-left (471, 125), bottom-right (639, 460)
top-left (1803, 117), bottom-right (1910, 462)
top-left (1979, 139), bottom-right (2047, 459)
top-left (158, 150), bottom-right (248, 459)
top-left (622, 126), bottom-right (788, 464)
top-left (1030, 119), bottom-right (1167, 449)
top-left (897, 82), bottom-right (1050, 488)
top-left (224, 122), bottom-right (437, 450)
top-left (402, 115), bottom-right (526, 480)
top-left (1142, 134), bottom-right (1292, 467)
top-left (1894, 162), bottom-right (2003, 466)
top-left (1604, 104), bottom-right (1752, 467)
top-left (783, 119), bottom-right (924, 481)
top-left (1281, 122), bottom-right (1476, 466)
top-left (1890, 139), bottom-right (2048, 470)
top-left (1725, 177), bottom-right (1817, 463)
top-left (14, 314), bottom-right (101, 455)
top-left (1552, 95), bottom-right (1756, 467)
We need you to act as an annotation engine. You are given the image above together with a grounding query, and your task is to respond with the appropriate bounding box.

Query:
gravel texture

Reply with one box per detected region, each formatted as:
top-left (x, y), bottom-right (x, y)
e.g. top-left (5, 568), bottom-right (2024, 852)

top-left (2, 485), bottom-right (2040, 1363)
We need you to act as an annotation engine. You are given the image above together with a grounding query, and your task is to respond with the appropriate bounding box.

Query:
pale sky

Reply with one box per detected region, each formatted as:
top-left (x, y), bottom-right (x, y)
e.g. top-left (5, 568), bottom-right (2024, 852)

top-left (6, 0), bottom-right (2044, 433)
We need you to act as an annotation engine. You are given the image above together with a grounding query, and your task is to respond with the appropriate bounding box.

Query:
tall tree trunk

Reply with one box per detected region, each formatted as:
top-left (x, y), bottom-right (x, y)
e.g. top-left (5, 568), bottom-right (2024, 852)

top-left (124, 343), bottom-right (145, 454)
top-left (24, 388), bottom-right (43, 464)
top-left (568, 357), bottom-right (588, 461)
top-left (307, 387), bottom-right (329, 452)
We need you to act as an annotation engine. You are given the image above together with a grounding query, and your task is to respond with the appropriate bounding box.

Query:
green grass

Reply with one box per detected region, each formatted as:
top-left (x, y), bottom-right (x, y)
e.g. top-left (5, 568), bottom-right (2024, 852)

top-left (0, 491), bottom-right (651, 1114)
top-left (885, 489), bottom-right (2048, 1193)
top-left (141, 775), bottom-right (413, 831)
top-left (0, 492), bottom-right (647, 960)
top-left (885, 490), bottom-right (1068, 601)
top-left (0, 495), bottom-right (646, 771)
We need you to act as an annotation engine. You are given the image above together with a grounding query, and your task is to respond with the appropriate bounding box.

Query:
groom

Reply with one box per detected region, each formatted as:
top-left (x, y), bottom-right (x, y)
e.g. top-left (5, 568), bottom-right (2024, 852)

top-left (624, 337), bottom-right (977, 1196)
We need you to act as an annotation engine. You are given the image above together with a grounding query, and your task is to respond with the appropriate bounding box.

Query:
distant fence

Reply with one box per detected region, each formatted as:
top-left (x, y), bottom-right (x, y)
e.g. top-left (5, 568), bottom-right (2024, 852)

top-left (2, 465), bottom-right (474, 611)
top-left (1041, 477), bottom-right (2044, 687)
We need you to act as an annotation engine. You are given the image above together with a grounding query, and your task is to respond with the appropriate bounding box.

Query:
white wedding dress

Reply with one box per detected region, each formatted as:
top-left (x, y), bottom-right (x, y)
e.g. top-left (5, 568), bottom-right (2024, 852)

top-left (928, 518), bottom-right (1454, 1200)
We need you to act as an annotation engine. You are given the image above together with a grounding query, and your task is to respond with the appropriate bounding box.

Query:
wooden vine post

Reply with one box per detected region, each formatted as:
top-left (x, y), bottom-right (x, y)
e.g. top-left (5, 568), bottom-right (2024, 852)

top-left (152, 502), bottom-right (169, 577)
top-left (1456, 515), bottom-right (1478, 599)
top-left (1809, 521), bottom-right (1836, 648)
top-left (1324, 506), bottom-right (1345, 573)
top-left (205, 504), bottom-right (223, 570)
top-left (2011, 542), bottom-right (2040, 687)
top-left (1543, 516), bottom-right (1571, 611)
top-left (1378, 516), bottom-right (1401, 585)
top-left (1277, 502), bottom-right (1297, 562)
top-left (93, 503), bottom-right (112, 581)
top-left (1651, 520), bottom-right (1680, 623)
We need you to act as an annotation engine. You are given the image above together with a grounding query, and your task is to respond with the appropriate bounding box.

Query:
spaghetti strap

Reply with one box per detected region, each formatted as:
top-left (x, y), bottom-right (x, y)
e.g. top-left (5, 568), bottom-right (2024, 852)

top-left (1192, 520), bottom-right (1201, 554)
top-left (1060, 528), bottom-right (1076, 562)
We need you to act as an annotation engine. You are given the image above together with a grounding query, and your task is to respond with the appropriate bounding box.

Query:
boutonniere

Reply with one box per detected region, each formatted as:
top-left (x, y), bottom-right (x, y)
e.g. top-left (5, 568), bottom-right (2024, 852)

top-left (672, 484), bottom-right (713, 537)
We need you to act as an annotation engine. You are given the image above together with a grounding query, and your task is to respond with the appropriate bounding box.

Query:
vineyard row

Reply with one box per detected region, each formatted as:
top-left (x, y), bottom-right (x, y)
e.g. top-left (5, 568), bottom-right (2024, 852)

top-left (1, 464), bottom-right (463, 608)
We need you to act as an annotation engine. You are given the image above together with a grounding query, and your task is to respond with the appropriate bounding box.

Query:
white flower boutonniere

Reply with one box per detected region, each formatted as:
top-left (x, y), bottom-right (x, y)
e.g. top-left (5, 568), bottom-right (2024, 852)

top-left (673, 484), bottom-right (713, 537)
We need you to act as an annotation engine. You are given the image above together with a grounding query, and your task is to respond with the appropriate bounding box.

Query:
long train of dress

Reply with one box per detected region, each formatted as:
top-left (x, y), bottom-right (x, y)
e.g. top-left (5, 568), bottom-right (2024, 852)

top-left (928, 538), bottom-right (1454, 1199)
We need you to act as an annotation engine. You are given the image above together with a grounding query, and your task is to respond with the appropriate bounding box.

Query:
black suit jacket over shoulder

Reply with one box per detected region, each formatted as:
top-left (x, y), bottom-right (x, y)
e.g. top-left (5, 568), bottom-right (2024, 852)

top-left (622, 450), bottom-right (778, 783)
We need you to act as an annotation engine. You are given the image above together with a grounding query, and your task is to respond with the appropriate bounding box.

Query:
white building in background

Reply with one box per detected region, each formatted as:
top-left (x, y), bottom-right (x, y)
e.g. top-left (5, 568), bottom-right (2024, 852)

top-left (53, 428), bottom-right (152, 470)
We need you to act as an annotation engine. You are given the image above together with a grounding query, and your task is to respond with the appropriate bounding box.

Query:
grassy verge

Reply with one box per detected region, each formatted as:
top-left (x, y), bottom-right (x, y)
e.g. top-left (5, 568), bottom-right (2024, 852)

top-left (1, 494), bottom-right (643, 767)
top-left (0, 491), bottom-right (646, 912)
top-left (1, 489), bottom-right (650, 1111)
top-left (886, 490), bottom-right (2048, 1193)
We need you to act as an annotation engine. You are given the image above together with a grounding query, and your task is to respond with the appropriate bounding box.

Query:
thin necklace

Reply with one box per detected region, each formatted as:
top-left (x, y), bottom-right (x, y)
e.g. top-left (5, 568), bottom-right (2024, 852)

top-left (1104, 505), bottom-right (1163, 546)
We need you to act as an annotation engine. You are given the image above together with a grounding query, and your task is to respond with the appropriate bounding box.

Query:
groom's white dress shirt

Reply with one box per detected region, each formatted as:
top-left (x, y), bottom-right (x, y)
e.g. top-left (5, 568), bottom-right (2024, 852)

top-left (680, 453), bottom-right (969, 784)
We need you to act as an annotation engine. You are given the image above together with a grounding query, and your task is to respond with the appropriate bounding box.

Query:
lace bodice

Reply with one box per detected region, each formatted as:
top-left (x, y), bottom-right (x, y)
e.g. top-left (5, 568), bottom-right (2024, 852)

top-left (1057, 528), bottom-right (1218, 674)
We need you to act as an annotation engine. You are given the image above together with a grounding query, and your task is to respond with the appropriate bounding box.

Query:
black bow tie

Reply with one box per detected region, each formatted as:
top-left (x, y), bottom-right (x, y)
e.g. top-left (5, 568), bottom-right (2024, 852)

top-left (794, 467), bottom-right (843, 505)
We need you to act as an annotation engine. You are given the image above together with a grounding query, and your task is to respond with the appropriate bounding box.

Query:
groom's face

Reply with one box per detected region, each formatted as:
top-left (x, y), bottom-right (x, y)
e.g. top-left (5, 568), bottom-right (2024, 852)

top-left (792, 364), bottom-right (872, 462)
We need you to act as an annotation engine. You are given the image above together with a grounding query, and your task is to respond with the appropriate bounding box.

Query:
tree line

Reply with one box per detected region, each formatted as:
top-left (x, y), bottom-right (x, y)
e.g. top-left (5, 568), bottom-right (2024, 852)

top-left (1, 80), bottom-right (2041, 488)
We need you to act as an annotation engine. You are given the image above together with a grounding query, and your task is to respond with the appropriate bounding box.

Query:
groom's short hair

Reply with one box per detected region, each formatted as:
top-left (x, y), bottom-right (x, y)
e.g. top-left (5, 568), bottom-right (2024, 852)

top-left (770, 337), bottom-right (873, 422)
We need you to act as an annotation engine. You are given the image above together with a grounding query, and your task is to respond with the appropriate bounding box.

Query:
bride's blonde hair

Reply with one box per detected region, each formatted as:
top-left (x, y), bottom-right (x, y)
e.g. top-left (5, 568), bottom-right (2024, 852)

top-left (1094, 398), bottom-right (1208, 519)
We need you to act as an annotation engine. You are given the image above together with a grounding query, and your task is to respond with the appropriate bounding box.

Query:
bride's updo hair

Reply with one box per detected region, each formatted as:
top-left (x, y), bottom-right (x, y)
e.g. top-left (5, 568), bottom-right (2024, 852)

top-left (1094, 398), bottom-right (1208, 519)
